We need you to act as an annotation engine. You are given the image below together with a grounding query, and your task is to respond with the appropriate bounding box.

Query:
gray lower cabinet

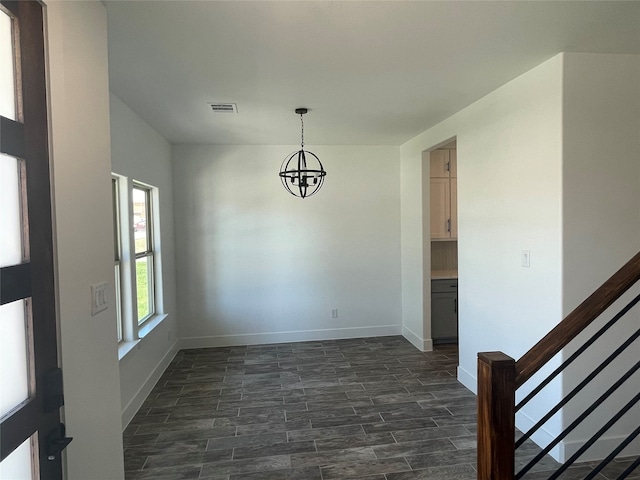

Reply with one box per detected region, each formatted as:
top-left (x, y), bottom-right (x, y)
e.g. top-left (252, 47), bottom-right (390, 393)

top-left (431, 279), bottom-right (458, 344)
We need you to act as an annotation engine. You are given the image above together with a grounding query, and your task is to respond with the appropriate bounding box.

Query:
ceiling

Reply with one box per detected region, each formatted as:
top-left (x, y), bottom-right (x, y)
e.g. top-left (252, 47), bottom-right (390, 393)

top-left (105, 1), bottom-right (640, 146)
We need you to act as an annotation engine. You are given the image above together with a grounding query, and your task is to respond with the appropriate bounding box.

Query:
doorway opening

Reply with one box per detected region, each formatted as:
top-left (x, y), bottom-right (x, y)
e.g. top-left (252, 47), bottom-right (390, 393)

top-left (425, 139), bottom-right (459, 347)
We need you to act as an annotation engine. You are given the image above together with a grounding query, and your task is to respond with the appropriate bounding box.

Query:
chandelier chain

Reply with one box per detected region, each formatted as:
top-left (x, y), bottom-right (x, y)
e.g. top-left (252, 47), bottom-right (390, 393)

top-left (300, 113), bottom-right (304, 148)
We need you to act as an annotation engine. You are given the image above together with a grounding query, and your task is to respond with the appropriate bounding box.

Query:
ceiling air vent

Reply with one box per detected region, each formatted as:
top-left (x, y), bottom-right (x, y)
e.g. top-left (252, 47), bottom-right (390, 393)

top-left (208, 103), bottom-right (238, 113)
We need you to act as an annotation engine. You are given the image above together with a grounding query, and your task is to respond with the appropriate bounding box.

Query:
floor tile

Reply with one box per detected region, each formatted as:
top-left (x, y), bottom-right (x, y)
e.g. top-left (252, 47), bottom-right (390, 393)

top-left (314, 432), bottom-right (396, 451)
top-left (205, 432), bottom-right (287, 451)
top-left (125, 439), bottom-right (208, 459)
top-left (124, 464), bottom-right (202, 479)
top-left (362, 417), bottom-right (437, 434)
top-left (391, 425), bottom-right (472, 443)
top-left (386, 463), bottom-right (477, 480)
top-left (232, 439), bottom-right (316, 460)
top-left (405, 447), bottom-right (477, 469)
top-left (320, 457), bottom-right (411, 478)
top-left (290, 446), bottom-right (377, 468)
top-left (286, 424), bottom-right (365, 441)
top-left (122, 337), bottom-right (619, 480)
top-left (199, 454), bottom-right (290, 477)
top-left (143, 449), bottom-right (233, 469)
top-left (372, 437), bottom-right (456, 458)
top-left (227, 466), bottom-right (322, 480)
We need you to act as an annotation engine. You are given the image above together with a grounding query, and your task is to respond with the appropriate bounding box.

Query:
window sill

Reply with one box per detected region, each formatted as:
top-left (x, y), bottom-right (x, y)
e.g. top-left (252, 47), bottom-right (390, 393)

top-left (139, 313), bottom-right (168, 339)
top-left (118, 339), bottom-right (139, 360)
top-left (118, 313), bottom-right (169, 361)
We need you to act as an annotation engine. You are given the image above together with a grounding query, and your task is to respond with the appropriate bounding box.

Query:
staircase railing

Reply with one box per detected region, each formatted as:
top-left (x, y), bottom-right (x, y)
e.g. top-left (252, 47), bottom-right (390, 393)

top-left (477, 252), bottom-right (640, 479)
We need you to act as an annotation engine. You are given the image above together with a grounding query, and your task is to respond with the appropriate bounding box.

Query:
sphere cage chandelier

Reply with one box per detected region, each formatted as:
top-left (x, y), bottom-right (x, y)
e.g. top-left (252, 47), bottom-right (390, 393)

top-left (279, 108), bottom-right (327, 198)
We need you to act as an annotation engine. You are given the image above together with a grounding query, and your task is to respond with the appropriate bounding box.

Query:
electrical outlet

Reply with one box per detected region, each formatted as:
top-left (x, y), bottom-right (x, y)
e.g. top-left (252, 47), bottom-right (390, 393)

top-left (331, 309), bottom-right (338, 318)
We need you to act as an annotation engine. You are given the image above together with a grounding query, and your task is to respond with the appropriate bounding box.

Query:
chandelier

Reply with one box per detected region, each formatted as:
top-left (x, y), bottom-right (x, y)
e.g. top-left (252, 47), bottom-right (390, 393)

top-left (279, 108), bottom-right (326, 198)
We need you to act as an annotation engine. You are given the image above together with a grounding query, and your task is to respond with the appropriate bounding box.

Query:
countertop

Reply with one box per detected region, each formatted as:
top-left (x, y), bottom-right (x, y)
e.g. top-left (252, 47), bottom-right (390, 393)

top-left (431, 270), bottom-right (458, 280)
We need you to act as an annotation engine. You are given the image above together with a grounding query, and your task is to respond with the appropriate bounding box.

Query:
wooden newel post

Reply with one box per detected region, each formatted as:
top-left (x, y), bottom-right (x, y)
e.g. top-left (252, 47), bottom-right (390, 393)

top-left (477, 352), bottom-right (516, 480)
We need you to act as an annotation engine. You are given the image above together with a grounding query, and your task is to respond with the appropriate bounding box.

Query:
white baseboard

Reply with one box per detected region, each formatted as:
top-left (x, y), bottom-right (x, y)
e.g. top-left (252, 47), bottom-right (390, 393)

top-left (457, 365), bottom-right (477, 395)
top-left (456, 368), bottom-right (561, 460)
top-left (121, 339), bottom-right (179, 429)
top-left (558, 434), bottom-right (640, 463)
top-left (457, 369), bottom-right (562, 460)
top-left (180, 325), bottom-right (402, 349)
top-left (452, 369), bottom-right (639, 464)
top-left (516, 409), bottom-right (562, 461)
top-left (516, 408), bottom-right (640, 462)
top-left (401, 325), bottom-right (433, 352)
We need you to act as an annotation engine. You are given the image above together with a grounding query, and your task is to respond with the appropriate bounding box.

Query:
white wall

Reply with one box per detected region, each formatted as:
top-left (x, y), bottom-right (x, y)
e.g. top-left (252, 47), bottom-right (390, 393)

top-left (172, 144), bottom-right (402, 346)
top-left (400, 52), bottom-right (640, 461)
top-left (109, 94), bottom-right (179, 428)
top-left (560, 53), bottom-right (640, 461)
top-left (399, 142), bottom-right (429, 350)
top-left (401, 53), bottom-right (564, 375)
top-left (401, 54), bottom-right (565, 449)
top-left (46, 1), bottom-right (124, 478)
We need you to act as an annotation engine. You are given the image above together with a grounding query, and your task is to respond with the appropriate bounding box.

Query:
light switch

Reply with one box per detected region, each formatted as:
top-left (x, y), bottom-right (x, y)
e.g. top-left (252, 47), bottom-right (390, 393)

top-left (91, 282), bottom-right (108, 316)
top-left (521, 250), bottom-right (530, 268)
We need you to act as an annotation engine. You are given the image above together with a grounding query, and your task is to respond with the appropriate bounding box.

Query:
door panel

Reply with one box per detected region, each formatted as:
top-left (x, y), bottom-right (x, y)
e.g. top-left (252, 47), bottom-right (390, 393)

top-left (0, 299), bottom-right (30, 417)
top-left (0, 2), bottom-right (65, 478)
top-left (429, 149), bottom-right (450, 177)
top-left (430, 177), bottom-right (450, 239)
top-left (431, 292), bottom-right (458, 340)
top-left (0, 436), bottom-right (36, 480)
top-left (449, 150), bottom-right (457, 177)
top-left (450, 177), bottom-right (458, 239)
top-left (0, 153), bottom-right (23, 267)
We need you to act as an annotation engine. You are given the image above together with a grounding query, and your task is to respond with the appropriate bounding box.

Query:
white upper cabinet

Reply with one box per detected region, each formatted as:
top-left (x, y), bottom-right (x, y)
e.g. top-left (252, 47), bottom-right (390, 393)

top-left (430, 148), bottom-right (457, 240)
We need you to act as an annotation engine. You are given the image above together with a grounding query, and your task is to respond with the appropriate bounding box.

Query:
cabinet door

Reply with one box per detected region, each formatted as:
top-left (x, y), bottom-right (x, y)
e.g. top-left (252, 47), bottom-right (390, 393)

top-left (430, 150), bottom-right (450, 178)
top-left (450, 177), bottom-right (457, 239)
top-left (431, 292), bottom-right (458, 341)
top-left (449, 150), bottom-right (457, 177)
top-left (430, 177), bottom-right (450, 239)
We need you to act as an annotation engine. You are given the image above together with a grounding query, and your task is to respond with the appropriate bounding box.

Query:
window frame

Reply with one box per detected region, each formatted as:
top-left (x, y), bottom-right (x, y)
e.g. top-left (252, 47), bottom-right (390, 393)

top-left (111, 175), bottom-right (162, 346)
top-left (111, 177), bottom-right (123, 342)
top-left (132, 182), bottom-right (156, 326)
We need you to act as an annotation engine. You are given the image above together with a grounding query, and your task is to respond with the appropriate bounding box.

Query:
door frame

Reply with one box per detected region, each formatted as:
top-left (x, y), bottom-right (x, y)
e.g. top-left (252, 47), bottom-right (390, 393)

top-left (0, 1), bottom-right (64, 478)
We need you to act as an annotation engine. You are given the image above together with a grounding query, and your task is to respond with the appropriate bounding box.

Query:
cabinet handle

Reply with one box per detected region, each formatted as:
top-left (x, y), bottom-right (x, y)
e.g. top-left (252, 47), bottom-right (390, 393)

top-left (447, 219), bottom-right (451, 232)
top-left (454, 298), bottom-right (457, 313)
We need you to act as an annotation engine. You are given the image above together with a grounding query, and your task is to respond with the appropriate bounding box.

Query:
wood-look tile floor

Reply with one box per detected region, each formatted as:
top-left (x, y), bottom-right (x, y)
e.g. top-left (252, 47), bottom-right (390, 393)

top-left (123, 336), bottom-right (635, 480)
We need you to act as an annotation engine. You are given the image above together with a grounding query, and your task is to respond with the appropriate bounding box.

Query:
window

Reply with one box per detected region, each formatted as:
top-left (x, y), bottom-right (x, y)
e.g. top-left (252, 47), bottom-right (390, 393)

top-left (132, 184), bottom-right (155, 325)
top-left (111, 176), bottom-right (161, 344)
top-left (112, 177), bottom-right (123, 341)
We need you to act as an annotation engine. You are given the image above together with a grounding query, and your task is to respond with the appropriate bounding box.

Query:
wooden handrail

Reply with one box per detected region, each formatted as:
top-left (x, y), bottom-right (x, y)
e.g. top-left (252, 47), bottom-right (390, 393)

top-left (515, 251), bottom-right (640, 387)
